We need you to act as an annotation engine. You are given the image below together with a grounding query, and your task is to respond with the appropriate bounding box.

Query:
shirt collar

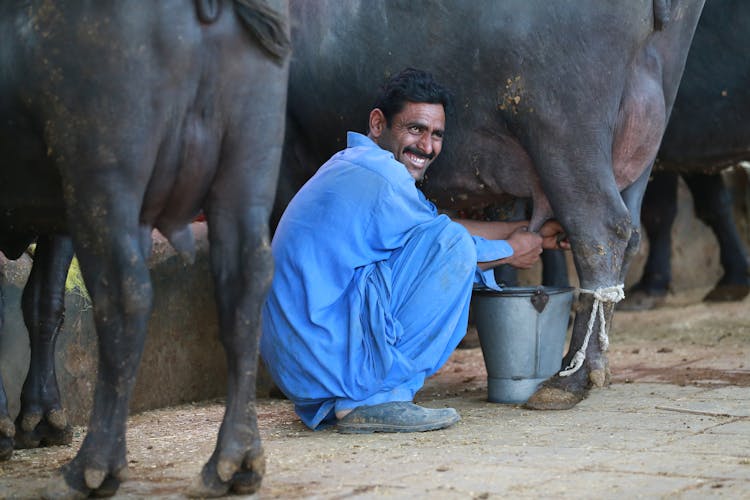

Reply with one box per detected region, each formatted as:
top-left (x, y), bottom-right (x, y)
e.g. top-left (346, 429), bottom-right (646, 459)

top-left (346, 131), bottom-right (378, 149)
top-left (345, 131), bottom-right (416, 184)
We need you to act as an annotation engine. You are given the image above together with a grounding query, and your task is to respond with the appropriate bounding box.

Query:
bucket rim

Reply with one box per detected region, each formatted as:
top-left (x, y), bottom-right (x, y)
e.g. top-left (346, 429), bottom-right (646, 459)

top-left (472, 285), bottom-right (575, 297)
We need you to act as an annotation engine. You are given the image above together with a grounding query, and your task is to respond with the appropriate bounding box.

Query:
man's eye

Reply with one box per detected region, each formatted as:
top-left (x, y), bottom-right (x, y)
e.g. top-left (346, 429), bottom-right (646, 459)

top-left (409, 126), bottom-right (422, 133)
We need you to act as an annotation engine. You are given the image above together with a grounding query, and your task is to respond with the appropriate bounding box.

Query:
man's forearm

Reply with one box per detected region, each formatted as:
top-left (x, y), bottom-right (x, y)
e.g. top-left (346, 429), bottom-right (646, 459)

top-left (453, 218), bottom-right (528, 240)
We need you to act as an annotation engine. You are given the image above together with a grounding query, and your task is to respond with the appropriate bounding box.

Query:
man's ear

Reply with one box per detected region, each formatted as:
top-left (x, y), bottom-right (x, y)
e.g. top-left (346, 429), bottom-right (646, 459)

top-left (368, 108), bottom-right (387, 138)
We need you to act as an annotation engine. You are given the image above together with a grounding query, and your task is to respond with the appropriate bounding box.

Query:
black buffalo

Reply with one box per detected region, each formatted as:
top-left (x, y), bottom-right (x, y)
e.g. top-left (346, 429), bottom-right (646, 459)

top-left (622, 0), bottom-right (750, 310)
top-left (277, 0), bottom-right (705, 409)
top-left (0, 0), bottom-right (289, 497)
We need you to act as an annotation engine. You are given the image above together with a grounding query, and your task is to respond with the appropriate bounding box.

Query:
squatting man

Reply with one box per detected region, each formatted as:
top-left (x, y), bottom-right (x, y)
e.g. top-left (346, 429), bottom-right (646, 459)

top-left (261, 68), bottom-right (568, 433)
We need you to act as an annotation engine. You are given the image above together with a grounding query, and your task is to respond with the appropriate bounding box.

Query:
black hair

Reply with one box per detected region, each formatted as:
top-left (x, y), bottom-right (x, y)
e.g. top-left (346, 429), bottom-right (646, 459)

top-left (371, 68), bottom-right (454, 128)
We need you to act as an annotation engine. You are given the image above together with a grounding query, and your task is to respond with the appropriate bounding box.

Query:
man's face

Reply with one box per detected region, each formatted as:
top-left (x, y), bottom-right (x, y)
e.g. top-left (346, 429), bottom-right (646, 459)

top-left (370, 101), bottom-right (445, 182)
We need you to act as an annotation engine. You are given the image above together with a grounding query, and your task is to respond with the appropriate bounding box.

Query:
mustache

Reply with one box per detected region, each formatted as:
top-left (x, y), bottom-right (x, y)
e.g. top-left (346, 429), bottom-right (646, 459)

top-left (403, 146), bottom-right (435, 161)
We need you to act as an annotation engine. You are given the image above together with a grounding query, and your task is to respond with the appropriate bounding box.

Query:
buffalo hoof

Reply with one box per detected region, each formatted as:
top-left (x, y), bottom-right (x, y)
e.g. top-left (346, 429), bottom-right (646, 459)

top-left (524, 386), bottom-right (584, 410)
top-left (589, 367), bottom-right (611, 388)
top-left (0, 438), bottom-right (12, 462)
top-left (14, 409), bottom-right (73, 449)
top-left (187, 450), bottom-right (266, 498)
top-left (43, 456), bottom-right (128, 499)
top-left (524, 371), bottom-right (591, 410)
top-left (616, 288), bottom-right (666, 311)
top-left (0, 415), bottom-right (14, 461)
top-left (703, 283), bottom-right (750, 302)
top-left (43, 471), bottom-right (88, 500)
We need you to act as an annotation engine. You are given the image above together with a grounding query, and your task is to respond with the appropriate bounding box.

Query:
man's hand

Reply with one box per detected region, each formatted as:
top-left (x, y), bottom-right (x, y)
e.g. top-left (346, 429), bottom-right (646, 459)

top-left (539, 220), bottom-right (570, 250)
top-left (503, 227), bottom-right (544, 270)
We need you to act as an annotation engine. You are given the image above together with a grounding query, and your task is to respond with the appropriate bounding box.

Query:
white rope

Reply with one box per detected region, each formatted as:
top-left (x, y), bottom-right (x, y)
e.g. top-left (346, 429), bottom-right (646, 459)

top-left (559, 284), bottom-right (625, 377)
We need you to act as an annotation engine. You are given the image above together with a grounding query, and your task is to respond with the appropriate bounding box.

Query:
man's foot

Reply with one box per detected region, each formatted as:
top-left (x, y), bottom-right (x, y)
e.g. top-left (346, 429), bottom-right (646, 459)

top-left (336, 402), bottom-right (460, 434)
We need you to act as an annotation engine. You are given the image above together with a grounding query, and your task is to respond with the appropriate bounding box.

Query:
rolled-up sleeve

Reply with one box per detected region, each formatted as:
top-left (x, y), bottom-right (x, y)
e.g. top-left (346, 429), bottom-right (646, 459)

top-left (472, 236), bottom-right (513, 262)
top-left (471, 236), bottom-right (513, 290)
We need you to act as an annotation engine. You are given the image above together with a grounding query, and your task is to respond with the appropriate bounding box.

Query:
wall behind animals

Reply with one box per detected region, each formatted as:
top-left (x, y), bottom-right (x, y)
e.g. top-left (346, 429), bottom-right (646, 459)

top-left (0, 223), bottom-right (268, 426)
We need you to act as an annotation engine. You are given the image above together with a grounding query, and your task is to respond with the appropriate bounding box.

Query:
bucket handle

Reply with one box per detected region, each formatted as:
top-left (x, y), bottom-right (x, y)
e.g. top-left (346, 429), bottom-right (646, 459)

top-left (530, 287), bottom-right (548, 313)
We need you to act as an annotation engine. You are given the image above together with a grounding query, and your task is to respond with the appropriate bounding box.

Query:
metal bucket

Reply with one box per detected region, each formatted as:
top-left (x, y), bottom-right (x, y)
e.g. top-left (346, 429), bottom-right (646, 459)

top-left (472, 286), bottom-right (574, 403)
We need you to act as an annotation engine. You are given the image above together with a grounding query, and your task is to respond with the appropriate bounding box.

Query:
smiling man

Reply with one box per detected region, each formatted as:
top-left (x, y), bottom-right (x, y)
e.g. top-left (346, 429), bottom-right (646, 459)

top-left (261, 68), bottom-right (565, 433)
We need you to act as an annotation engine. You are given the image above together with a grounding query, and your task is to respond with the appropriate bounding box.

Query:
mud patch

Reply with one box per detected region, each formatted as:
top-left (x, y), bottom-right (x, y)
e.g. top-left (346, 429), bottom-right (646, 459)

top-left (612, 364), bottom-right (750, 387)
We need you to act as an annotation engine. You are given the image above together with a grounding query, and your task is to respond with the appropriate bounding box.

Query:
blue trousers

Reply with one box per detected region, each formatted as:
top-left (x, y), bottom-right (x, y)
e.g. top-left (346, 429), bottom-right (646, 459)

top-left (265, 217), bottom-right (476, 429)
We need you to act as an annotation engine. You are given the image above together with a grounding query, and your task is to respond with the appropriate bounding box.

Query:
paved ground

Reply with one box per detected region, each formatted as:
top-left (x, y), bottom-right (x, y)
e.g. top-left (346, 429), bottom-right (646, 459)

top-left (1, 289), bottom-right (749, 499)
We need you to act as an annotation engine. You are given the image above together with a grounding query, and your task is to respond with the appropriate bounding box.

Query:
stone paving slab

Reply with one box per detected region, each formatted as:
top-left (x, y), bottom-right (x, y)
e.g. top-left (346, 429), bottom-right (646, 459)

top-left (258, 382), bottom-right (750, 499)
top-left (1, 367), bottom-right (749, 499)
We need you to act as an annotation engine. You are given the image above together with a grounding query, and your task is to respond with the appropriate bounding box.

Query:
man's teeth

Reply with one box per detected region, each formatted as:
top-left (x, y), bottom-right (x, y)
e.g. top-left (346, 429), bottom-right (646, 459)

top-left (406, 152), bottom-right (427, 166)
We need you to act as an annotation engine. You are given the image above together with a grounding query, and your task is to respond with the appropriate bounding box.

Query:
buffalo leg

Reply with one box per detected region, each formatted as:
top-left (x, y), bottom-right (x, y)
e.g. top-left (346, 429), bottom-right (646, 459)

top-left (540, 0), bottom-right (707, 408)
top-left (524, 168), bottom-right (645, 410)
top-left (683, 172), bottom-right (750, 301)
top-left (44, 201), bottom-right (153, 498)
top-left (0, 286), bottom-right (13, 461)
top-left (619, 171), bottom-right (679, 310)
top-left (541, 250), bottom-right (570, 288)
top-left (527, 166), bottom-right (653, 409)
top-left (526, 0), bottom-right (704, 409)
top-left (190, 205), bottom-right (272, 497)
top-left (15, 235), bottom-right (74, 450)
top-left (619, 168), bottom-right (650, 295)
top-left (0, 376), bottom-right (12, 462)
top-left (525, 33), bottom-right (672, 405)
top-left (189, 64), bottom-right (287, 499)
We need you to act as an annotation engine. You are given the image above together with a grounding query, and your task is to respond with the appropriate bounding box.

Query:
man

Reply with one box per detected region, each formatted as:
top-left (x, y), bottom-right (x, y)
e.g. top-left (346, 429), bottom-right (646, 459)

top-left (261, 68), bottom-right (566, 433)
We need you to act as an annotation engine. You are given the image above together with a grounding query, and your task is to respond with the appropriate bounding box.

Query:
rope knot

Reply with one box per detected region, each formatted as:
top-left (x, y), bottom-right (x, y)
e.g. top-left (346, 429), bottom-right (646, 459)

top-left (559, 284), bottom-right (624, 377)
top-left (592, 285), bottom-right (625, 303)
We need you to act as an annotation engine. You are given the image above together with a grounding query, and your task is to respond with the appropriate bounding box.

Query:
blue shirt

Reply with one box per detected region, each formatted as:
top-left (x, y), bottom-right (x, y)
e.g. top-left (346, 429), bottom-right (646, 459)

top-left (261, 132), bottom-right (512, 428)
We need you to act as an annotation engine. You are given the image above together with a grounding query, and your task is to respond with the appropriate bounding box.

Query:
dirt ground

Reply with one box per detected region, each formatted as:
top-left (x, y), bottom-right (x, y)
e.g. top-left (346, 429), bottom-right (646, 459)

top-left (1, 287), bottom-right (749, 499)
